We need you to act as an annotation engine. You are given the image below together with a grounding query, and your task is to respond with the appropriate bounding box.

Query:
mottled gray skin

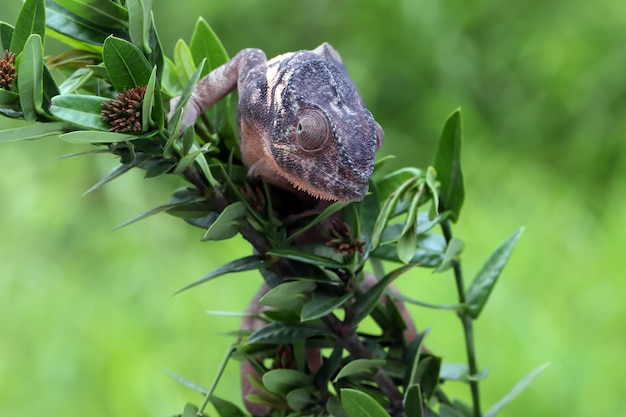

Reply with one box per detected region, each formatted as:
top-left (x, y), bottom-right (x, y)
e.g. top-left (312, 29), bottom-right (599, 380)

top-left (175, 43), bottom-right (383, 202)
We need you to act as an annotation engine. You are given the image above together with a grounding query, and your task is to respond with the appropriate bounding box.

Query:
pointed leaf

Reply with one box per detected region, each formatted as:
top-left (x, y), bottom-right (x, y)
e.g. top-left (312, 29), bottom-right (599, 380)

top-left (50, 94), bottom-right (110, 130)
top-left (467, 228), bottom-right (524, 318)
top-left (102, 36), bottom-right (152, 91)
top-left (17, 34), bottom-right (44, 122)
top-left (434, 109), bottom-right (464, 222)
top-left (334, 359), bottom-right (386, 382)
top-left (301, 293), bottom-right (353, 322)
top-left (55, 0), bottom-right (129, 28)
top-left (162, 369), bottom-right (207, 394)
top-left (81, 154), bottom-right (147, 195)
top-left (404, 385), bottom-right (423, 417)
top-left (114, 198), bottom-right (205, 230)
top-left (210, 395), bottom-right (248, 417)
top-left (484, 363), bottom-right (550, 417)
top-left (397, 229), bottom-right (417, 264)
top-left (60, 130), bottom-right (139, 143)
top-left (0, 121), bottom-right (69, 142)
top-left (201, 201), bottom-right (246, 241)
top-left (340, 389), bottom-right (390, 417)
top-left (246, 322), bottom-right (331, 345)
top-left (127, 0), bottom-right (152, 53)
top-left (287, 387), bottom-right (314, 412)
top-left (10, 0), bottom-right (45, 54)
top-left (285, 201), bottom-right (350, 244)
top-left (352, 263), bottom-right (417, 324)
top-left (268, 249), bottom-right (344, 269)
top-left (175, 255), bottom-right (266, 295)
top-left (434, 237), bottom-right (464, 273)
top-left (0, 22), bottom-right (14, 52)
top-left (262, 369), bottom-right (313, 395)
top-left (259, 280), bottom-right (316, 310)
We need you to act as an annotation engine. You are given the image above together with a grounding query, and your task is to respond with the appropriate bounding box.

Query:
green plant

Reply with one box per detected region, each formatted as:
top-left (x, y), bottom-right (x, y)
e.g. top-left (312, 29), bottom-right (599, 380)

top-left (0, 1), bottom-right (547, 416)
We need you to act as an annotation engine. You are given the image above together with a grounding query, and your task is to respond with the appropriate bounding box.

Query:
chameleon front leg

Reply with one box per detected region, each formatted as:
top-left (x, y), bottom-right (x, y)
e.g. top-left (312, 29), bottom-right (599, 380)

top-left (169, 48), bottom-right (267, 133)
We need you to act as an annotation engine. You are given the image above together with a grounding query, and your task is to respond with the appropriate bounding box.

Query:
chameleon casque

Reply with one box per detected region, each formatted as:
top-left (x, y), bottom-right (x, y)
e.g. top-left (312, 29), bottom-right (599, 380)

top-left (173, 42), bottom-right (384, 202)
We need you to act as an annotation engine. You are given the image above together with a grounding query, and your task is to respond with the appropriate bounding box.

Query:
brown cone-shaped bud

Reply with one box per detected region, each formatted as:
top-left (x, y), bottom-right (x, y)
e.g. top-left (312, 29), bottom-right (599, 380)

top-left (101, 86), bottom-right (146, 133)
top-left (0, 50), bottom-right (16, 91)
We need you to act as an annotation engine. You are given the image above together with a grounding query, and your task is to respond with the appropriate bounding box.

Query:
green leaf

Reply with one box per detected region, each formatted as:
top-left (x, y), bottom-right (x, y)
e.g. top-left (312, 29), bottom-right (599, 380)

top-left (182, 403), bottom-right (208, 417)
top-left (397, 229), bottom-right (417, 264)
top-left (45, 0), bottom-right (125, 52)
top-left (327, 396), bottom-right (350, 417)
top-left (466, 227), bottom-right (524, 318)
top-left (404, 385), bottom-right (423, 417)
top-left (10, 0), bottom-right (45, 54)
top-left (201, 201), bottom-right (246, 241)
top-left (114, 198), bottom-right (205, 231)
top-left (59, 130), bottom-right (139, 143)
top-left (286, 387), bottom-right (314, 412)
top-left (425, 167), bottom-right (439, 220)
top-left (340, 389), bottom-right (390, 417)
top-left (371, 176), bottom-right (419, 250)
top-left (434, 237), bottom-right (464, 273)
top-left (210, 395), bottom-right (248, 417)
top-left (375, 167), bottom-right (423, 202)
top-left (175, 255), bottom-right (267, 295)
top-left (162, 369), bottom-right (207, 394)
top-left (0, 121), bottom-right (69, 142)
top-left (412, 355), bottom-right (441, 399)
top-left (371, 232), bottom-right (445, 267)
top-left (81, 154), bottom-right (147, 195)
top-left (440, 405), bottom-right (465, 417)
top-left (285, 201), bottom-right (350, 245)
top-left (174, 39), bottom-right (196, 87)
top-left (17, 34), bottom-right (44, 122)
top-left (246, 322), bottom-right (331, 345)
top-left (259, 280), bottom-right (316, 310)
top-left (268, 249), bottom-right (344, 269)
top-left (484, 363), bottom-right (550, 417)
top-left (301, 292), bottom-right (353, 322)
top-left (439, 363), bottom-right (468, 382)
top-left (166, 58), bottom-right (205, 146)
top-left (49, 94), bottom-right (111, 130)
top-left (334, 359), bottom-right (386, 382)
top-left (102, 36), bottom-right (152, 92)
top-left (433, 109), bottom-right (464, 222)
top-left (55, 0), bottom-right (129, 28)
top-left (127, 0), bottom-right (152, 53)
top-left (0, 22), bottom-right (14, 52)
top-left (262, 369), bottom-right (313, 395)
top-left (351, 263), bottom-right (416, 325)
top-left (142, 65), bottom-right (164, 130)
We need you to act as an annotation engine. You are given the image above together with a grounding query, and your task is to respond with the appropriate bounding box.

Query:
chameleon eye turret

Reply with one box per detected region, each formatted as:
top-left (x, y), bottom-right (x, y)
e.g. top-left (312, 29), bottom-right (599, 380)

top-left (296, 109), bottom-right (331, 152)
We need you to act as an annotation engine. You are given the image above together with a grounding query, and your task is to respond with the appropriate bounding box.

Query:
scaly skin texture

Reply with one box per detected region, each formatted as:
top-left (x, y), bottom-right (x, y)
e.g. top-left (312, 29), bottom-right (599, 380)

top-left (173, 43), bottom-right (384, 202)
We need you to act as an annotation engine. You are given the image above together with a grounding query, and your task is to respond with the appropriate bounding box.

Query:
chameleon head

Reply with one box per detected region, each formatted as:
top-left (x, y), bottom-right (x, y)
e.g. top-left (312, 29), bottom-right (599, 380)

top-left (270, 56), bottom-right (384, 202)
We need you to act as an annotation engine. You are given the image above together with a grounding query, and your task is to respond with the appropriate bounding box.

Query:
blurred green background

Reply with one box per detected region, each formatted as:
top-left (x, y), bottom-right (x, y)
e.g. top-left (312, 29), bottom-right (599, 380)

top-left (1, 0), bottom-right (624, 416)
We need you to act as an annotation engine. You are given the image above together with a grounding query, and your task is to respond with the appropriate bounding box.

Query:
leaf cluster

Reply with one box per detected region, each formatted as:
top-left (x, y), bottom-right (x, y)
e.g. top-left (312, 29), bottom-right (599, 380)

top-left (0, 1), bottom-right (544, 417)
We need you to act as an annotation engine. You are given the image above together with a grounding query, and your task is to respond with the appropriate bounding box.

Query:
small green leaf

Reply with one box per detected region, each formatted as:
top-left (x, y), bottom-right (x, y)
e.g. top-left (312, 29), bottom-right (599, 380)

top-left (182, 403), bottom-right (208, 417)
top-left (17, 34), bottom-right (44, 122)
top-left (45, 0), bottom-right (125, 52)
top-left (334, 359), bottom-right (385, 382)
top-left (404, 385), bottom-right (423, 417)
top-left (286, 387), bottom-right (314, 411)
top-left (81, 154), bottom-right (147, 195)
top-left (174, 39), bottom-right (196, 87)
top-left (327, 396), bottom-right (350, 417)
top-left (142, 66), bottom-right (157, 131)
top-left (268, 249), bottom-right (344, 269)
top-left (114, 198), bottom-right (205, 231)
top-left (412, 355), bottom-right (441, 399)
top-left (210, 395), bottom-right (248, 417)
top-left (371, 233), bottom-right (445, 267)
top-left (301, 293), bottom-right (353, 322)
top-left (201, 201), bottom-right (246, 241)
top-left (467, 228), bottom-right (524, 318)
top-left (59, 130), bottom-right (139, 143)
top-left (0, 121), bottom-right (69, 142)
top-left (439, 363), bottom-right (468, 382)
top-left (375, 167), bottom-right (423, 202)
top-left (102, 36), bottom-right (152, 92)
top-left (371, 176), bottom-right (419, 250)
top-left (434, 109), bottom-right (464, 222)
top-left (55, 0), bottom-right (129, 28)
top-left (175, 255), bottom-right (267, 295)
top-left (246, 322), bottom-right (331, 345)
top-left (340, 389), bottom-right (390, 417)
top-left (0, 22), bottom-right (14, 52)
top-left (127, 0), bottom-right (152, 53)
top-left (484, 363), bottom-right (550, 417)
top-left (397, 229), bottom-right (417, 264)
top-left (162, 369), bottom-right (207, 394)
top-left (10, 0), bottom-right (45, 54)
top-left (259, 280), bottom-right (316, 310)
top-left (434, 237), bottom-right (463, 273)
top-left (425, 167), bottom-right (439, 220)
top-left (262, 369), bottom-right (313, 395)
top-left (285, 201), bottom-right (350, 244)
top-left (49, 94), bottom-right (110, 130)
top-left (351, 263), bottom-right (417, 325)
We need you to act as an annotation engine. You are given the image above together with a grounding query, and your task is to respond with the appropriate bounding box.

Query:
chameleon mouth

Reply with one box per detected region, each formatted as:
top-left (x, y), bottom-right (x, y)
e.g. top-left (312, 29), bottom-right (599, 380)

top-left (280, 164), bottom-right (369, 202)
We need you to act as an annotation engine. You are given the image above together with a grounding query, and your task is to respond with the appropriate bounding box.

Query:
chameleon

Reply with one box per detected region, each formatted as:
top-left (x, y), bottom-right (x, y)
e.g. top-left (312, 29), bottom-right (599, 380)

top-left (172, 43), bottom-right (384, 202)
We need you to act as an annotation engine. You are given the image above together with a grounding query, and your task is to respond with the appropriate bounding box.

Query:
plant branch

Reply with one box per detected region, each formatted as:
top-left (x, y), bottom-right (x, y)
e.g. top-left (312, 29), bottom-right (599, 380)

top-left (441, 219), bottom-right (482, 417)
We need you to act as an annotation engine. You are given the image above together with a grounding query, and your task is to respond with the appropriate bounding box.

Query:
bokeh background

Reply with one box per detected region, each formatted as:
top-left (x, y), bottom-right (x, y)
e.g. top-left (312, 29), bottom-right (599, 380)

top-left (1, 0), bottom-right (624, 416)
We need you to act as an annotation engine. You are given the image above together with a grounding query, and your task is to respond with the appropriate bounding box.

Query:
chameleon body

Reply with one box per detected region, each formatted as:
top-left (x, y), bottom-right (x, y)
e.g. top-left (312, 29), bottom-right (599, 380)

top-left (174, 43), bottom-right (383, 202)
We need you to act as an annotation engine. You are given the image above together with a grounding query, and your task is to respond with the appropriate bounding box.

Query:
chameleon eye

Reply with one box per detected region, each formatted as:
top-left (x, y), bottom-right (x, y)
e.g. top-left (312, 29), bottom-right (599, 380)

top-left (296, 109), bottom-right (331, 151)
